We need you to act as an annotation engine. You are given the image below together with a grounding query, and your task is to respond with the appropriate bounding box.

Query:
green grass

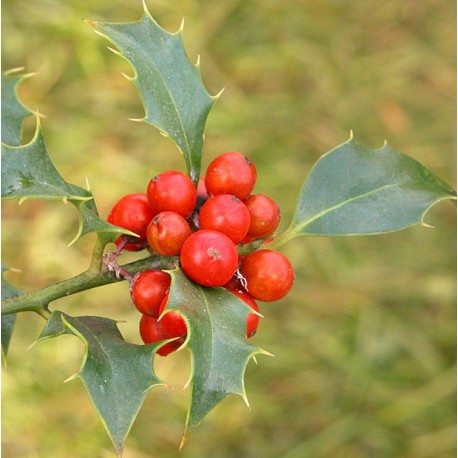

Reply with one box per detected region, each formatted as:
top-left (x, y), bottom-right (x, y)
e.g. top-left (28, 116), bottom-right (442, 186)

top-left (2, 0), bottom-right (456, 457)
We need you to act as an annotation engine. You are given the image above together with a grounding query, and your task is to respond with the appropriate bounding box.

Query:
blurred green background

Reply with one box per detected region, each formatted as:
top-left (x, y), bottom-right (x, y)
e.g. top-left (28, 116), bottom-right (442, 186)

top-left (2, 0), bottom-right (456, 457)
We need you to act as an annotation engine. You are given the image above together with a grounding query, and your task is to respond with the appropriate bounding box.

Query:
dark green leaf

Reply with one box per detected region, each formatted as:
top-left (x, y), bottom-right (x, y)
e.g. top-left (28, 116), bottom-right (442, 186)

top-left (89, 4), bottom-right (217, 184)
top-left (1, 69), bottom-right (33, 146)
top-left (276, 137), bottom-right (456, 242)
top-left (1, 122), bottom-right (91, 202)
top-left (163, 269), bottom-right (267, 444)
top-left (36, 311), bottom-right (165, 457)
top-left (1, 122), bottom-right (135, 244)
top-left (1, 266), bottom-right (22, 362)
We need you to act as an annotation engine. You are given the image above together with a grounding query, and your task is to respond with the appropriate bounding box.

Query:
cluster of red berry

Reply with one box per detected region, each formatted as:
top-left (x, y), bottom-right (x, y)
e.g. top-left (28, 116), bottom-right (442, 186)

top-left (107, 152), bottom-right (294, 356)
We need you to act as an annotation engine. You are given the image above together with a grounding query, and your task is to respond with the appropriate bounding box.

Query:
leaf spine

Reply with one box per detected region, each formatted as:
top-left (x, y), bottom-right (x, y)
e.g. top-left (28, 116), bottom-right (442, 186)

top-left (178, 17), bottom-right (185, 34)
top-left (214, 87), bottom-right (225, 100)
top-left (107, 46), bottom-right (123, 57)
top-left (121, 72), bottom-right (134, 82)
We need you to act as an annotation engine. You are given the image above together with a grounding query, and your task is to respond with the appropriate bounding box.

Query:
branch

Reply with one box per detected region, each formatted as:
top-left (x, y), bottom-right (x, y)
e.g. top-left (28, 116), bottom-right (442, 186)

top-left (1, 251), bottom-right (178, 317)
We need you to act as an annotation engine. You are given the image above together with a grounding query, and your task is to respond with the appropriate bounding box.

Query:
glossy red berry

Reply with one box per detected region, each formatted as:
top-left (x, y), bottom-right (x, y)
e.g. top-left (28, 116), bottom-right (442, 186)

top-left (244, 194), bottom-right (281, 238)
top-left (107, 193), bottom-right (155, 251)
top-left (199, 194), bottom-right (250, 244)
top-left (229, 289), bottom-right (260, 338)
top-left (130, 270), bottom-right (170, 317)
top-left (146, 211), bottom-right (191, 256)
top-left (180, 230), bottom-right (238, 287)
top-left (240, 249), bottom-right (294, 302)
top-left (139, 315), bottom-right (183, 357)
top-left (147, 170), bottom-right (197, 218)
top-left (205, 152), bottom-right (257, 200)
top-left (158, 294), bottom-right (188, 337)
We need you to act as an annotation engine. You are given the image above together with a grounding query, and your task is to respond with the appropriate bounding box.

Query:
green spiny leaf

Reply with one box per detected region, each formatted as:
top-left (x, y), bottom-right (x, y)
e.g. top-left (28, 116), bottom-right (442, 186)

top-left (1, 266), bottom-right (22, 363)
top-left (273, 136), bottom-right (456, 244)
top-left (36, 311), bottom-right (165, 457)
top-left (1, 68), bottom-right (34, 146)
top-left (89, 3), bottom-right (217, 184)
top-left (1, 120), bottom-right (135, 245)
top-left (163, 269), bottom-right (268, 445)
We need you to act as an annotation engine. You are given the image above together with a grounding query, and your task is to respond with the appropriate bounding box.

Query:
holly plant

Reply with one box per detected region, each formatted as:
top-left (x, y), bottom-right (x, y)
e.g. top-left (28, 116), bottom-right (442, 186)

top-left (2, 3), bottom-right (456, 457)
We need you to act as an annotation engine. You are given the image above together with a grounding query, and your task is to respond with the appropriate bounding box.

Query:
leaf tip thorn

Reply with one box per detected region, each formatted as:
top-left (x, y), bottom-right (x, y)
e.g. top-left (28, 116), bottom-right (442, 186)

top-left (67, 232), bottom-right (81, 248)
top-left (178, 17), bottom-right (185, 34)
top-left (141, 0), bottom-right (149, 15)
top-left (179, 434), bottom-right (187, 451)
top-left (121, 72), bottom-right (136, 82)
top-left (26, 340), bottom-right (38, 351)
top-left (64, 372), bottom-right (79, 384)
top-left (260, 348), bottom-right (275, 358)
top-left (84, 19), bottom-right (98, 28)
top-left (107, 46), bottom-right (122, 57)
top-left (214, 87), bottom-right (225, 100)
top-left (242, 392), bottom-right (251, 409)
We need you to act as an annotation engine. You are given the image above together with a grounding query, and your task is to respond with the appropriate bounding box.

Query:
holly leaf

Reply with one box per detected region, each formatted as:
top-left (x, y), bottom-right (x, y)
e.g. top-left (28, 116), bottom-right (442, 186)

top-left (1, 120), bottom-right (135, 244)
top-left (1, 266), bottom-right (22, 363)
top-left (2, 68), bottom-right (34, 146)
top-left (36, 311), bottom-right (165, 457)
top-left (162, 269), bottom-right (268, 446)
top-left (88, 2), bottom-right (217, 184)
top-left (275, 136), bottom-right (456, 242)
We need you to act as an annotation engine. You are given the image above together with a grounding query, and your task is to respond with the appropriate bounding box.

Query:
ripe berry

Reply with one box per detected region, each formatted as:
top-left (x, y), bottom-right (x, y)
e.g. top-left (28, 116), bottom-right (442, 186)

top-left (240, 249), bottom-right (294, 302)
top-left (180, 230), bottom-right (238, 287)
top-left (205, 152), bottom-right (257, 200)
top-left (244, 194), bottom-right (281, 238)
top-left (158, 294), bottom-right (188, 337)
top-left (147, 170), bottom-right (197, 218)
top-left (199, 194), bottom-right (250, 244)
top-left (146, 211), bottom-right (191, 256)
top-left (130, 270), bottom-right (170, 317)
top-left (107, 193), bottom-right (155, 251)
top-left (229, 289), bottom-right (261, 338)
top-left (139, 315), bottom-right (184, 357)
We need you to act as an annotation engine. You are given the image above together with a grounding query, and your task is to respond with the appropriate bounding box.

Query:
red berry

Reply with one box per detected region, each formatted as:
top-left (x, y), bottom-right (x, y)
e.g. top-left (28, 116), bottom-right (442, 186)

top-left (205, 152), bottom-right (257, 200)
top-left (107, 193), bottom-right (155, 251)
top-left (158, 294), bottom-right (188, 337)
top-left (240, 249), bottom-right (294, 302)
top-left (244, 194), bottom-right (281, 238)
top-left (199, 194), bottom-right (250, 244)
top-left (180, 230), bottom-right (238, 287)
top-left (146, 211), bottom-right (191, 256)
top-left (147, 170), bottom-right (197, 218)
top-left (130, 270), bottom-right (170, 317)
top-left (229, 289), bottom-right (260, 338)
top-left (139, 315), bottom-right (183, 357)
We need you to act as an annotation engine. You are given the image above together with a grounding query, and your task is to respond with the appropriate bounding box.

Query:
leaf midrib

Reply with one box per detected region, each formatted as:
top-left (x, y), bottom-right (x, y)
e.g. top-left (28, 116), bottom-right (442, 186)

top-left (294, 183), bottom-right (397, 234)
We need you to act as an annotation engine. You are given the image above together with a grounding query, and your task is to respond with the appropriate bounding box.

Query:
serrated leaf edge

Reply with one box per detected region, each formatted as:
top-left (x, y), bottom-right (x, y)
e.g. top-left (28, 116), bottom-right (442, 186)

top-left (86, 3), bottom-right (221, 183)
top-left (277, 135), bottom-right (457, 241)
top-left (2, 116), bottom-right (93, 203)
top-left (60, 314), bottom-right (167, 457)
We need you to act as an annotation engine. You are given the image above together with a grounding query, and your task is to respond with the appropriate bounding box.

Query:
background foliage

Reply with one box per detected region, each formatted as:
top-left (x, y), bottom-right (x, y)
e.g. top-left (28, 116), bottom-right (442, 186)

top-left (2, 0), bottom-right (456, 457)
